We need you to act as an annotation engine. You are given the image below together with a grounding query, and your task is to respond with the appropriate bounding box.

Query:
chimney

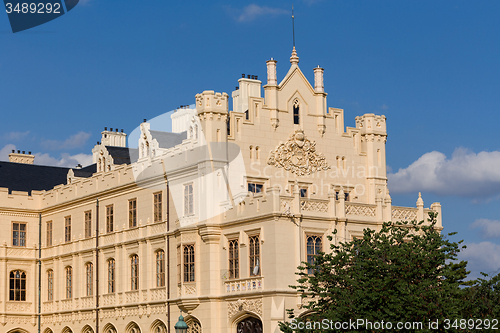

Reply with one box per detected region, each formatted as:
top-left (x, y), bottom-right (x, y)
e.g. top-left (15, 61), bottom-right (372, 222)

top-left (266, 58), bottom-right (277, 85)
top-left (9, 150), bottom-right (35, 164)
top-left (314, 65), bottom-right (324, 93)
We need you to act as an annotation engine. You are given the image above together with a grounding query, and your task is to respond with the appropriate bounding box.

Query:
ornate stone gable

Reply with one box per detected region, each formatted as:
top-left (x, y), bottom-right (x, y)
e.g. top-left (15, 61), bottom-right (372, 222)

top-left (267, 130), bottom-right (330, 176)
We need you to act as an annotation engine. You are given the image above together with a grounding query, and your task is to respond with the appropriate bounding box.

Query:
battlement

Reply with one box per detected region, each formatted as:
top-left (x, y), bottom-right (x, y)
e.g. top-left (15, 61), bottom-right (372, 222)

top-left (195, 91), bottom-right (229, 116)
top-left (355, 114), bottom-right (387, 135)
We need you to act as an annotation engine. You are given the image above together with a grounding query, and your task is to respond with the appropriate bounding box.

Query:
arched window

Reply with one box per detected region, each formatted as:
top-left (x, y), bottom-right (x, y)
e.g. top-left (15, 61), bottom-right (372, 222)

top-left (156, 250), bottom-right (165, 287)
top-left (249, 235), bottom-right (260, 276)
top-left (47, 270), bottom-right (53, 301)
top-left (86, 262), bottom-right (93, 296)
top-left (9, 270), bottom-right (26, 301)
top-left (228, 239), bottom-right (239, 279)
top-left (237, 317), bottom-right (262, 333)
top-left (183, 245), bottom-right (195, 282)
top-left (255, 146), bottom-right (260, 160)
top-left (293, 99), bottom-right (300, 125)
top-left (108, 259), bottom-right (115, 293)
top-left (65, 266), bottom-right (72, 299)
top-left (306, 235), bottom-right (322, 275)
top-left (131, 255), bottom-right (139, 290)
top-left (186, 318), bottom-right (202, 333)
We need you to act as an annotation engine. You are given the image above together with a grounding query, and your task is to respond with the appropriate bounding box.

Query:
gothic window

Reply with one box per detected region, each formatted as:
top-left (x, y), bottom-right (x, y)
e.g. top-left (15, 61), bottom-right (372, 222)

top-left (228, 239), bottom-right (239, 279)
top-left (306, 235), bottom-right (322, 275)
top-left (131, 255), bottom-right (139, 290)
top-left (186, 318), bottom-right (202, 333)
top-left (12, 222), bottom-right (27, 247)
top-left (86, 263), bottom-right (93, 296)
top-left (108, 259), bottom-right (115, 293)
top-left (156, 250), bottom-right (165, 287)
top-left (65, 266), bottom-right (73, 299)
top-left (293, 99), bottom-right (300, 125)
top-left (47, 270), bottom-right (53, 301)
top-left (46, 220), bottom-right (52, 246)
top-left (183, 244), bottom-right (195, 282)
top-left (237, 317), bottom-right (263, 333)
top-left (9, 270), bottom-right (26, 301)
top-left (249, 235), bottom-right (261, 276)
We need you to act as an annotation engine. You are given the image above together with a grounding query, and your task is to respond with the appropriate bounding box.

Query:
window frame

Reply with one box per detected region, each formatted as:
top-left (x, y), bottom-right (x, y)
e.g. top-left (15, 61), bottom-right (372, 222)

top-left (183, 244), bottom-right (195, 282)
top-left (9, 270), bottom-right (26, 301)
top-left (85, 262), bottom-right (93, 296)
top-left (249, 235), bottom-right (261, 276)
top-left (12, 222), bottom-right (27, 247)
top-left (184, 183), bottom-right (194, 216)
top-left (64, 216), bottom-right (71, 243)
top-left (153, 192), bottom-right (163, 223)
top-left (293, 99), bottom-right (300, 125)
top-left (65, 266), bottom-right (73, 299)
top-left (107, 258), bottom-right (115, 293)
top-left (46, 220), bottom-right (52, 247)
top-left (106, 205), bottom-right (114, 233)
top-left (156, 250), bottom-right (165, 287)
top-left (306, 235), bottom-right (323, 275)
top-left (129, 199), bottom-right (137, 228)
top-left (131, 254), bottom-right (139, 290)
top-left (247, 182), bottom-right (264, 194)
top-left (84, 210), bottom-right (92, 239)
top-left (47, 269), bottom-right (53, 301)
top-left (228, 239), bottom-right (239, 279)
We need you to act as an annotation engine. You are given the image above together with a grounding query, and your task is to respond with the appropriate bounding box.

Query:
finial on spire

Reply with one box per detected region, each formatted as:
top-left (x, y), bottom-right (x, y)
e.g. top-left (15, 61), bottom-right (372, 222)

top-left (290, 46), bottom-right (299, 65)
top-left (292, 4), bottom-right (295, 48)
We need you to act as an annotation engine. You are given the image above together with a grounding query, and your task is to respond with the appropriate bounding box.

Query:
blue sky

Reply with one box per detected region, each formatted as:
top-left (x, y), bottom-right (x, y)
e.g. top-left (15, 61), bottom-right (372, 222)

top-left (1, 0), bottom-right (499, 279)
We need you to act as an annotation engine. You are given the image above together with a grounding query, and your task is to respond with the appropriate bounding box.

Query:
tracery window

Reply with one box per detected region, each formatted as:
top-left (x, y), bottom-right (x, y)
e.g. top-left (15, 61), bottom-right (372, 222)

top-left (9, 270), bottom-right (26, 301)
top-left (47, 269), bottom-right (53, 301)
top-left (306, 235), bottom-right (322, 275)
top-left (86, 262), bottom-right (93, 296)
top-left (108, 259), bottom-right (115, 293)
top-left (228, 239), bottom-right (239, 279)
top-left (249, 235), bottom-right (261, 276)
top-left (183, 244), bottom-right (195, 282)
top-left (65, 266), bottom-right (73, 299)
top-left (131, 255), bottom-right (139, 290)
top-left (156, 250), bottom-right (165, 287)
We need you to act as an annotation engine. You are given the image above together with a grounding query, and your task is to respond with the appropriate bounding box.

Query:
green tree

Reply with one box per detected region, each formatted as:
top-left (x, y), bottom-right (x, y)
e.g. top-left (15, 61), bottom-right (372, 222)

top-left (279, 213), bottom-right (475, 332)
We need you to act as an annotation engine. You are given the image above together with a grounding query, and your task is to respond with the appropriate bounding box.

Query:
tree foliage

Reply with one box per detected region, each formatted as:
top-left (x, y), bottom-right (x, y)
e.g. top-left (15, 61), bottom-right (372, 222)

top-left (279, 213), bottom-right (500, 332)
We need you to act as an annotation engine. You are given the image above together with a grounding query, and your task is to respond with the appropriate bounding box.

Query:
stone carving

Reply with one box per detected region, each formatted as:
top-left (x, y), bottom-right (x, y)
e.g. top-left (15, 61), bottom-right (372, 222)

top-left (392, 207), bottom-right (418, 222)
top-left (345, 203), bottom-right (376, 217)
top-left (227, 298), bottom-right (263, 319)
top-left (300, 199), bottom-right (329, 213)
top-left (268, 130), bottom-right (330, 176)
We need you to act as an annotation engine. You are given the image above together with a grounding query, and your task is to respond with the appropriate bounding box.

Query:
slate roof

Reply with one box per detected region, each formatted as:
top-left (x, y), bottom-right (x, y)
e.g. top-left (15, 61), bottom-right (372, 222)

top-left (0, 162), bottom-right (95, 194)
top-left (106, 146), bottom-right (138, 165)
top-left (150, 131), bottom-right (187, 149)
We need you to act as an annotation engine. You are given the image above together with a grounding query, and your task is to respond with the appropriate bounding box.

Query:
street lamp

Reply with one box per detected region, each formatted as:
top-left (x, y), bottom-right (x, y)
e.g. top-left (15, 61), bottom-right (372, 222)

top-left (174, 313), bottom-right (188, 333)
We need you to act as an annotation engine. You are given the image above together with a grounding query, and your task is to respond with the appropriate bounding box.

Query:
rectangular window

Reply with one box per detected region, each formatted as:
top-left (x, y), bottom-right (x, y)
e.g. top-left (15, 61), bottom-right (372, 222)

top-left (47, 270), bottom-right (53, 301)
top-left (247, 183), bottom-right (263, 194)
top-left (335, 191), bottom-right (349, 202)
top-left (46, 221), bottom-right (52, 246)
top-left (300, 188), bottom-right (308, 198)
top-left (12, 222), bottom-right (27, 247)
top-left (131, 255), bottom-right (139, 290)
top-left (183, 244), bottom-right (195, 282)
top-left (184, 184), bottom-right (193, 216)
top-left (106, 205), bottom-right (114, 233)
top-left (154, 192), bottom-right (163, 223)
top-left (108, 259), bottom-right (115, 293)
top-left (86, 263), bottom-right (93, 296)
top-left (66, 266), bottom-right (72, 299)
top-left (64, 217), bottom-right (71, 243)
top-left (176, 246), bottom-right (181, 285)
top-left (156, 250), bottom-right (165, 287)
top-left (84, 211), bottom-right (92, 238)
top-left (129, 199), bottom-right (137, 228)
top-left (228, 239), bottom-right (239, 279)
top-left (249, 235), bottom-right (261, 276)
top-left (306, 235), bottom-right (322, 275)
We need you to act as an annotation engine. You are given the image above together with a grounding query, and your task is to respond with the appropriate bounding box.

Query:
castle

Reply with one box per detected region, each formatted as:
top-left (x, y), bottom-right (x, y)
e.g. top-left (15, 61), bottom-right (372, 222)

top-left (0, 48), bottom-right (441, 333)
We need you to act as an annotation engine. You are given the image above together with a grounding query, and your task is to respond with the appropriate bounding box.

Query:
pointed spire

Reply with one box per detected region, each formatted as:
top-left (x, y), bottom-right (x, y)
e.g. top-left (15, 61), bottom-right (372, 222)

top-left (290, 46), bottom-right (299, 65)
top-left (416, 192), bottom-right (424, 206)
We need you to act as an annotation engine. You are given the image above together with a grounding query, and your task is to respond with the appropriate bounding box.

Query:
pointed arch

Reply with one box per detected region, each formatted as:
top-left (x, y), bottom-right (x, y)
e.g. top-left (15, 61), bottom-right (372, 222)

top-left (150, 319), bottom-right (167, 333)
top-left (102, 323), bottom-right (117, 333)
top-left (61, 326), bottom-right (74, 333)
top-left (232, 313), bottom-right (262, 333)
top-left (125, 321), bottom-right (142, 333)
top-left (185, 315), bottom-right (202, 333)
top-left (81, 324), bottom-right (95, 333)
top-left (43, 328), bottom-right (54, 333)
top-left (6, 329), bottom-right (30, 333)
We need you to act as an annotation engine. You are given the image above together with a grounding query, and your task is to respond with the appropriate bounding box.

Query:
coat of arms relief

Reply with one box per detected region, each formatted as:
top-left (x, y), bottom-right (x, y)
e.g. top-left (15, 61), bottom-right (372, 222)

top-left (267, 130), bottom-right (330, 176)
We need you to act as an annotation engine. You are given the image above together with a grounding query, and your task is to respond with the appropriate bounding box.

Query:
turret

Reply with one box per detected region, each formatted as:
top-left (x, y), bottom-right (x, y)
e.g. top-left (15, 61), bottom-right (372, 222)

top-left (195, 91), bottom-right (229, 143)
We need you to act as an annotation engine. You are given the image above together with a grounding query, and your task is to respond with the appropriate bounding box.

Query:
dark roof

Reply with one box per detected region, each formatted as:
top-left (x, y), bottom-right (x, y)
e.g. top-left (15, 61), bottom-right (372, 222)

top-left (150, 131), bottom-right (187, 149)
top-left (105, 146), bottom-right (138, 165)
top-left (73, 164), bottom-right (97, 178)
top-left (0, 162), bottom-right (94, 194)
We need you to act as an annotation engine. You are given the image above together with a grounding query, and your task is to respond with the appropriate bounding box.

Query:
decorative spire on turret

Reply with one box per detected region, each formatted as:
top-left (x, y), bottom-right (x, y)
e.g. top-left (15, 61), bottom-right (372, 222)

top-left (290, 46), bottom-right (299, 65)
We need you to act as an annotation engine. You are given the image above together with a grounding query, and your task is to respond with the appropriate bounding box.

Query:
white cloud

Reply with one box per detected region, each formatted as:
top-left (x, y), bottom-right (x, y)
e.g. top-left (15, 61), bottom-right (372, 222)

top-left (471, 219), bottom-right (500, 239)
top-left (381, 104), bottom-right (389, 110)
top-left (459, 241), bottom-right (500, 280)
top-left (4, 131), bottom-right (30, 141)
top-left (233, 4), bottom-right (289, 22)
top-left (388, 148), bottom-right (500, 198)
top-left (41, 131), bottom-right (91, 150)
top-left (0, 144), bottom-right (16, 161)
top-left (35, 152), bottom-right (93, 168)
